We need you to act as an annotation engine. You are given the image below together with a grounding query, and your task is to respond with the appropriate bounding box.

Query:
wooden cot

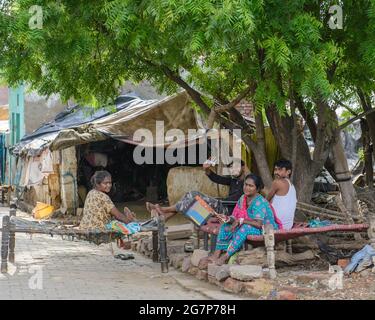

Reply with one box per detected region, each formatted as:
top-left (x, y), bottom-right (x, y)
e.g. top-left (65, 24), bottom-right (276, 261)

top-left (1, 208), bottom-right (169, 274)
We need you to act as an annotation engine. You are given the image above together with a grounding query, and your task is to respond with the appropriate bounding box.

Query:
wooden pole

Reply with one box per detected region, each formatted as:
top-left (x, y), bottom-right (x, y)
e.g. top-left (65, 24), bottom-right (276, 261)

top-left (152, 230), bottom-right (159, 263)
top-left (264, 224), bottom-right (276, 279)
top-left (9, 208), bottom-right (16, 263)
top-left (1, 215), bottom-right (10, 273)
top-left (158, 216), bottom-right (168, 273)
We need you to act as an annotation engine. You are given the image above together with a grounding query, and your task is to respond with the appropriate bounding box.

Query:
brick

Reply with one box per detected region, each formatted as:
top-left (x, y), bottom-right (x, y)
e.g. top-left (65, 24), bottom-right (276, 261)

top-left (196, 270), bottom-right (208, 281)
top-left (188, 266), bottom-right (199, 276)
top-left (208, 275), bottom-right (221, 286)
top-left (181, 257), bottom-right (191, 273)
top-left (223, 277), bottom-right (244, 294)
top-left (190, 249), bottom-right (209, 267)
top-left (277, 290), bottom-right (297, 300)
top-left (229, 265), bottom-right (263, 281)
top-left (171, 254), bottom-right (187, 269)
top-left (130, 241), bottom-right (138, 251)
top-left (337, 259), bottom-right (350, 269)
top-left (243, 279), bottom-right (274, 297)
top-left (216, 265), bottom-right (231, 282)
top-left (207, 263), bottom-right (220, 277)
top-left (198, 256), bottom-right (210, 270)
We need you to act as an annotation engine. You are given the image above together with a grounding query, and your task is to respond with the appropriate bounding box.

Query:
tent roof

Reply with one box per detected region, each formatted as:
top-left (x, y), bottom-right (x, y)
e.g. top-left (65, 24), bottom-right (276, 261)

top-left (12, 91), bottom-right (202, 157)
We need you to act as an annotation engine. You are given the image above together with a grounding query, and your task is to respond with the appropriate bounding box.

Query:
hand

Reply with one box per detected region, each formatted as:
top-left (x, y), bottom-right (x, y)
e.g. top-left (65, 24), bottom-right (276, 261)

top-left (203, 162), bottom-right (211, 170)
top-left (231, 219), bottom-right (240, 232)
top-left (124, 207), bottom-right (136, 222)
top-left (213, 213), bottom-right (228, 223)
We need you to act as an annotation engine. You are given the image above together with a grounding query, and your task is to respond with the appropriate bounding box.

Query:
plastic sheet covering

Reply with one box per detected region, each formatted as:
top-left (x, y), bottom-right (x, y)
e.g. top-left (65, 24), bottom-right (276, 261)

top-left (12, 91), bottom-right (201, 156)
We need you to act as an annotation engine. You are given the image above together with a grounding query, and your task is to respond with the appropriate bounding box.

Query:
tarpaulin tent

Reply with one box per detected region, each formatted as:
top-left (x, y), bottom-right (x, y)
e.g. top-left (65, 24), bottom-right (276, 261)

top-left (11, 91), bottom-right (202, 156)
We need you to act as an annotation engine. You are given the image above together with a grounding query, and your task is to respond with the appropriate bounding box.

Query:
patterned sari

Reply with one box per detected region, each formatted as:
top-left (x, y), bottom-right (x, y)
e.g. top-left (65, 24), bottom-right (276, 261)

top-left (216, 194), bottom-right (279, 256)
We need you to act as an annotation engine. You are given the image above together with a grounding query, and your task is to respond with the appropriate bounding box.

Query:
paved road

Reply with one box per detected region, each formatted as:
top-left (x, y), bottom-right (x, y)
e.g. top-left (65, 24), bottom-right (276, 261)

top-left (0, 208), bottom-right (239, 300)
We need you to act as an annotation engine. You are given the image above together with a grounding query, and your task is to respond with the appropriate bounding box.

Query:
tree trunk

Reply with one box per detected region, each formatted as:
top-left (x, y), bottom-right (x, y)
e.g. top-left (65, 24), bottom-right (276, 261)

top-left (330, 125), bottom-right (361, 219)
top-left (224, 108), bottom-right (273, 188)
top-left (265, 105), bottom-right (319, 206)
top-left (360, 119), bottom-right (374, 189)
top-left (358, 90), bottom-right (375, 161)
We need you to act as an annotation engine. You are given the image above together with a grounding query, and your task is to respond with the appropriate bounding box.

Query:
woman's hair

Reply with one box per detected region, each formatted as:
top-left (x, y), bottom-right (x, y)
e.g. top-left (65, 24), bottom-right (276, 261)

top-left (244, 173), bottom-right (264, 191)
top-left (90, 170), bottom-right (111, 188)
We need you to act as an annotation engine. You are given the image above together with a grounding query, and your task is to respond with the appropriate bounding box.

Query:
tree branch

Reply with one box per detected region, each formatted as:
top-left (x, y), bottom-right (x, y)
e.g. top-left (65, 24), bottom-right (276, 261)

top-left (159, 65), bottom-right (211, 115)
top-left (206, 83), bottom-right (255, 128)
top-left (338, 108), bottom-right (375, 130)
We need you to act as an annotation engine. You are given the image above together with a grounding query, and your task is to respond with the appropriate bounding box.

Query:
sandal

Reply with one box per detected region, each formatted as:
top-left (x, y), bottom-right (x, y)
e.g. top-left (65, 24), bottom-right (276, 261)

top-left (114, 253), bottom-right (135, 260)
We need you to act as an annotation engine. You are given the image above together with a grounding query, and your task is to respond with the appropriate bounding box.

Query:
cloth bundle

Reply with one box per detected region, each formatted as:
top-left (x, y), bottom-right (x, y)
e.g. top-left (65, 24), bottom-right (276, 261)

top-left (105, 221), bottom-right (141, 235)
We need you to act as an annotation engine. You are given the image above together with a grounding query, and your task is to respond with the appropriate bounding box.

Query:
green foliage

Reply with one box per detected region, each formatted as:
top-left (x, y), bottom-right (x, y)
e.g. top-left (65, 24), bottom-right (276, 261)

top-left (0, 0), bottom-right (374, 121)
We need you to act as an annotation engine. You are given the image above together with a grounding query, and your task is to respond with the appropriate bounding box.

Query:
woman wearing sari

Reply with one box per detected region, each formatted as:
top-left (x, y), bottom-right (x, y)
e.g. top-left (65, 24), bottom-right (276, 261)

top-left (212, 173), bottom-right (280, 265)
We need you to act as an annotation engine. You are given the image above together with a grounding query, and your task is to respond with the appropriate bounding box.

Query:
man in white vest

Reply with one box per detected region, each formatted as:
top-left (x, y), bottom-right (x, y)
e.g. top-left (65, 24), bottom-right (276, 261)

top-left (266, 159), bottom-right (297, 230)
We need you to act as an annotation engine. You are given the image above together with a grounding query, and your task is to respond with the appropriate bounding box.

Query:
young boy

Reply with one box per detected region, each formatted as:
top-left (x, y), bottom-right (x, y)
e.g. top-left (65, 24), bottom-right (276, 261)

top-left (266, 159), bottom-right (297, 230)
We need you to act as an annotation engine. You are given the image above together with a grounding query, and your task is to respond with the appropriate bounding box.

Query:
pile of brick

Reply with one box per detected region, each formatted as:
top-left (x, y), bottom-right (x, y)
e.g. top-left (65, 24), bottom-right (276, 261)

top-left (168, 249), bottom-right (287, 299)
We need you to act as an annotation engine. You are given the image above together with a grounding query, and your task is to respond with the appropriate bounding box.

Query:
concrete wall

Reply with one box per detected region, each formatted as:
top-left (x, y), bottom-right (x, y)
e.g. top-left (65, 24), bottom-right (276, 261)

top-left (24, 92), bottom-right (66, 135)
top-left (0, 86), bottom-right (8, 106)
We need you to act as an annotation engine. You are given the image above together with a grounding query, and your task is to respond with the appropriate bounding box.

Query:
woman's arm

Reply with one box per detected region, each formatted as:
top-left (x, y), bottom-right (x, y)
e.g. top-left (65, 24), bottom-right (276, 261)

top-left (110, 207), bottom-right (134, 224)
top-left (243, 218), bottom-right (263, 229)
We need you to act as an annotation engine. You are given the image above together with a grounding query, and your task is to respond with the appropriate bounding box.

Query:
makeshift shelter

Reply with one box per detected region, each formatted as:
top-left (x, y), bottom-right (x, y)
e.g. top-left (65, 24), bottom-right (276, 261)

top-left (11, 91), bottom-right (279, 216)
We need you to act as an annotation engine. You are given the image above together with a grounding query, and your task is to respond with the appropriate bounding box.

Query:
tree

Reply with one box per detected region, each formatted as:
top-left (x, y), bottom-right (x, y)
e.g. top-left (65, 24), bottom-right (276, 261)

top-left (1, 0), bottom-right (374, 213)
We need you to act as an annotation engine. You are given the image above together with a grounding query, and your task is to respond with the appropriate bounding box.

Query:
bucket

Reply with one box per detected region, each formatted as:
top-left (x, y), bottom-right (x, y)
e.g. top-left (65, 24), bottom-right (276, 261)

top-left (33, 202), bottom-right (54, 219)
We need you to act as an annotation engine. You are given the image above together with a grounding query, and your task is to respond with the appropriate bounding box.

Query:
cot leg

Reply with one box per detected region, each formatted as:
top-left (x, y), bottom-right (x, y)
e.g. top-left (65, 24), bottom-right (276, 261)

top-left (158, 216), bottom-right (168, 273)
top-left (264, 225), bottom-right (277, 279)
top-left (1, 216), bottom-right (10, 273)
top-left (203, 232), bottom-right (209, 251)
top-left (152, 230), bottom-right (159, 263)
top-left (9, 208), bottom-right (16, 263)
top-left (210, 234), bottom-right (217, 253)
top-left (368, 213), bottom-right (375, 249)
top-left (287, 239), bottom-right (293, 254)
top-left (196, 227), bottom-right (200, 249)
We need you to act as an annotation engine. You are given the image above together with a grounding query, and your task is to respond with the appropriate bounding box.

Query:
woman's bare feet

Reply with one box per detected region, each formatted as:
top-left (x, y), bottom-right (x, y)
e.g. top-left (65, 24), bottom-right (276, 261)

top-left (146, 202), bottom-right (157, 213)
top-left (216, 253), bottom-right (229, 266)
top-left (150, 208), bottom-right (160, 218)
top-left (208, 250), bottom-right (222, 263)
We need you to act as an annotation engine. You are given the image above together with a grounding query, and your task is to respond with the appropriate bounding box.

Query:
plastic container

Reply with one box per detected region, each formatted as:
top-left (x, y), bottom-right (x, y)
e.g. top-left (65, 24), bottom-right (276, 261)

top-left (33, 202), bottom-right (54, 219)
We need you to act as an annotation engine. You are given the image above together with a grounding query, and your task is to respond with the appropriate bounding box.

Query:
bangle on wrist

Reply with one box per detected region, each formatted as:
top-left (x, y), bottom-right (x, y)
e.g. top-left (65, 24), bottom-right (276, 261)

top-left (239, 218), bottom-right (244, 225)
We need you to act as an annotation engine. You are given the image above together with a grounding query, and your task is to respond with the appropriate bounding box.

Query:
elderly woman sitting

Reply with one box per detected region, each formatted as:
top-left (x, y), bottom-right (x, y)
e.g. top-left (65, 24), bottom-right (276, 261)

top-left (212, 173), bottom-right (280, 265)
top-left (80, 170), bottom-right (140, 235)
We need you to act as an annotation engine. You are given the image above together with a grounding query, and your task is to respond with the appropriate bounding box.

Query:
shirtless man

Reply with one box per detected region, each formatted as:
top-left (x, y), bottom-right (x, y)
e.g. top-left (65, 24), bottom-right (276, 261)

top-left (266, 159), bottom-right (297, 230)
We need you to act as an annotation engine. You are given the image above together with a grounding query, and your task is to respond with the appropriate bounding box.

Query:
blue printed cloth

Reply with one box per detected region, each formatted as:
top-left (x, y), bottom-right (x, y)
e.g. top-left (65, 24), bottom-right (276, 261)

top-left (105, 220), bottom-right (141, 235)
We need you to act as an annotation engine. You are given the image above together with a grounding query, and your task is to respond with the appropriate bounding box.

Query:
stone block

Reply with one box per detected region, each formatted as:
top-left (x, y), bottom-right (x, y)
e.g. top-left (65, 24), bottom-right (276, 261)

top-left (198, 256), bottom-right (210, 270)
top-left (215, 265), bottom-right (231, 282)
top-left (223, 277), bottom-right (244, 294)
top-left (191, 249), bottom-right (209, 267)
top-left (229, 265), bottom-right (263, 281)
top-left (181, 257), bottom-right (191, 273)
top-left (196, 270), bottom-right (208, 281)
top-left (188, 266), bottom-right (199, 276)
top-left (207, 263), bottom-right (220, 277)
